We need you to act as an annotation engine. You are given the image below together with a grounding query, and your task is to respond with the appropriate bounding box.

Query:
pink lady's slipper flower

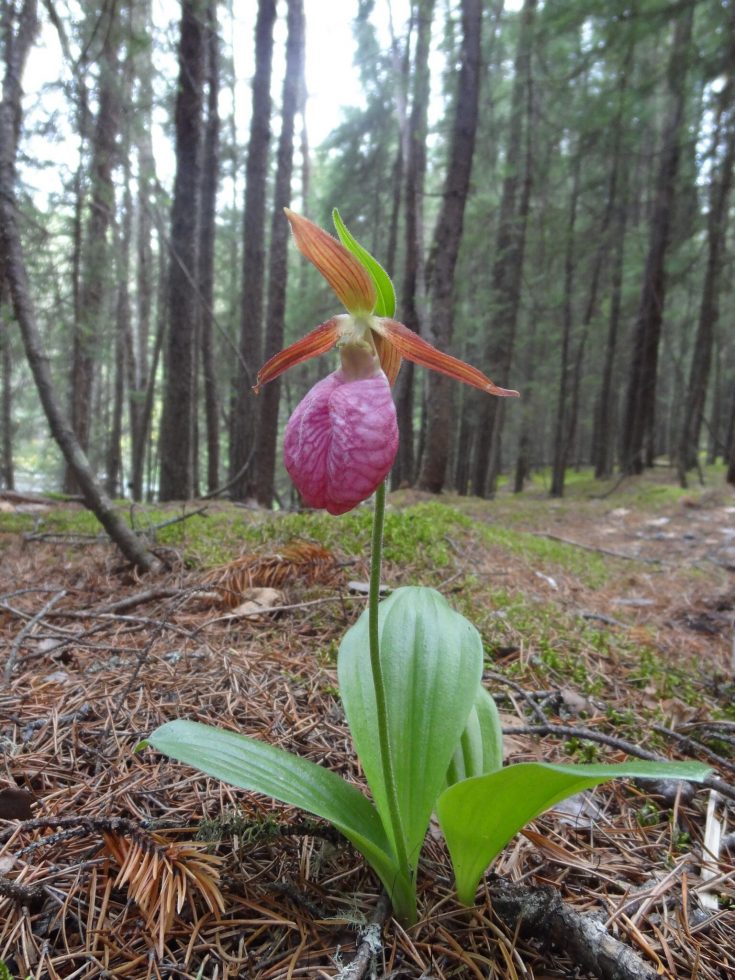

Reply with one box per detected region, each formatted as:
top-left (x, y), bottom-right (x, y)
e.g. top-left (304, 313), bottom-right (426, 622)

top-left (254, 210), bottom-right (518, 515)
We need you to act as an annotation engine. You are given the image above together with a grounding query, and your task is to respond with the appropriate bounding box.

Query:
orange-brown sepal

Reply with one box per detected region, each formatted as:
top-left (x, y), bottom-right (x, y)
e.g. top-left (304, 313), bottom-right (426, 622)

top-left (378, 319), bottom-right (520, 398)
top-left (285, 209), bottom-right (376, 316)
top-left (254, 318), bottom-right (341, 393)
top-left (372, 331), bottom-right (402, 386)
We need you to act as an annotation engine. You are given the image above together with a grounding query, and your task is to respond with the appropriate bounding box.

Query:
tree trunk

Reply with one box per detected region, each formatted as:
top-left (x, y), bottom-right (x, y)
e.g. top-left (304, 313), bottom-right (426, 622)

top-left (229, 0), bottom-right (276, 501)
top-left (0, 294), bottom-right (13, 489)
top-left (199, 0), bottom-right (221, 494)
top-left (709, 341), bottom-right (725, 464)
top-left (471, 0), bottom-right (536, 497)
top-left (64, 7), bottom-right (120, 492)
top-left (0, 0), bottom-right (157, 571)
top-left (392, 0), bottom-right (434, 490)
top-left (549, 149), bottom-right (581, 498)
top-left (125, 0), bottom-right (156, 501)
top-left (254, 0), bottom-right (305, 508)
top-left (416, 0), bottom-right (482, 493)
top-left (619, 5), bottom-right (693, 475)
top-left (158, 0), bottom-right (205, 501)
top-left (593, 196), bottom-right (628, 479)
top-left (140, 243), bottom-right (168, 499)
top-left (106, 258), bottom-right (127, 498)
top-left (677, 69), bottom-right (735, 475)
top-left (727, 381), bottom-right (735, 486)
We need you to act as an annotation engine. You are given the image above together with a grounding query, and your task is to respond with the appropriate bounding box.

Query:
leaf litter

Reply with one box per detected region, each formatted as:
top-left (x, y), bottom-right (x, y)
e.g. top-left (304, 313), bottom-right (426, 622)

top-left (0, 480), bottom-right (733, 978)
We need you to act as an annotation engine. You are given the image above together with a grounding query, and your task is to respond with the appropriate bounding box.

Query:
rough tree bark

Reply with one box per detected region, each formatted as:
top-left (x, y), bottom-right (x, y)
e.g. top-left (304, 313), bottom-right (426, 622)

top-left (392, 0), bottom-right (434, 490)
top-left (254, 0), bottom-right (305, 508)
top-left (558, 45), bottom-right (631, 493)
top-left (106, 7), bottom-right (137, 499)
top-left (416, 0), bottom-right (482, 493)
top-left (549, 148), bottom-right (581, 498)
top-left (0, 25), bottom-right (16, 496)
top-left (592, 45), bottom-right (634, 480)
top-left (593, 203), bottom-right (628, 479)
top-left (158, 0), bottom-right (205, 500)
top-left (677, 57), bottom-right (735, 478)
top-left (0, 0), bottom-right (157, 570)
top-left (619, 5), bottom-right (693, 475)
top-left (64, 4), bottom-right (120, 492)
top-left (471, 0), bottom-right (536, 497)
top-left (198, 0), bottom-right (221, 494)
top-left (727, 388), bottom-right (735, 486)
top-left (127, 0), bottom-right (156, 502)
top-left (106, 166), bottom-right (130, 498)
top-left (0, 299), bottom-right (13, 489)
top-left (229, 0), bottom-right (276, 501)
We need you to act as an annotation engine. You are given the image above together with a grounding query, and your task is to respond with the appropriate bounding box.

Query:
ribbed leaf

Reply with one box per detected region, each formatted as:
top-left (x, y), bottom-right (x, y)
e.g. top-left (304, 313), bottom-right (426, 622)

top-left (446, 686), bottom-right (504, 786)
top-left (339, 587), bottom-right (482, 867)
top-left (437, 760), bottom-right (712, 904)
top-left (333, 208), bottom-right (396, 318)
top-left (145, 720), bottom-right (414, 912)
top-left (475, 686), bottom-right (504, 774)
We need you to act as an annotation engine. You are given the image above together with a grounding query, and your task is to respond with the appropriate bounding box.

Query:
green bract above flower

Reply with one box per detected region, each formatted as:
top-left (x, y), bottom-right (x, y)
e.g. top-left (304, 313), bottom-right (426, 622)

top-left (254, 209), bottom-right (520, 400)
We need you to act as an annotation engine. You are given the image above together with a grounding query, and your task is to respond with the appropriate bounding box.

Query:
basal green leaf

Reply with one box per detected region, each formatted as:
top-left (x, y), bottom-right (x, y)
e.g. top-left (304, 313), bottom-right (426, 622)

top-left (437, 760), bottom-right (712, 905)
top-left (446, 686), bottom-right (504, 786)
top-left (333, 208), bottom-right (396, 318)
top-left (146, 719), bottom-right (412, 912)
top-left (339, 586), bottom-right (482, 869)
top-left (474, 686), bottom-right (504, 774)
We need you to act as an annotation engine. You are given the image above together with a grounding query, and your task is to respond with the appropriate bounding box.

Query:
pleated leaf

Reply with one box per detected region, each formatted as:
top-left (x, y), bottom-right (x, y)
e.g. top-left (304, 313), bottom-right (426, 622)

top-left (446, 686), bottom-right (504, 786)
top-left (145, 720), bottom-right (415, 914)
top-left (437, 759), bottom-right (712, 904)
top-left (339, 586), bottom-right (482, 867)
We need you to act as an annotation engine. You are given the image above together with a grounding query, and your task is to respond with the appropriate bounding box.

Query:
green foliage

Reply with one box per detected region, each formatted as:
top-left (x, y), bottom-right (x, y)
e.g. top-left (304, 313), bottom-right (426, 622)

top-left (332, 209), bottom-right (396, 318)
top-left (445, 686), bottom-right (504, 786)
top-left (147, 577), bottom-right (711, 924)
top-left (144, 718), bottom-right (415, 917)
top-left (147, 585), bottom-right (486, 924)
top-left (339, 587), bottom-right (482, 869)
top-left (437, 760), bottom-right (711, 905)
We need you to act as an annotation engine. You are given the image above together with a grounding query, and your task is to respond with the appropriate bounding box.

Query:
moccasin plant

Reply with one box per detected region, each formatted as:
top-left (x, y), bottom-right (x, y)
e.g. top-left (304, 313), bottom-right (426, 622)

top-left (144, 213), bottom-right (710, 925)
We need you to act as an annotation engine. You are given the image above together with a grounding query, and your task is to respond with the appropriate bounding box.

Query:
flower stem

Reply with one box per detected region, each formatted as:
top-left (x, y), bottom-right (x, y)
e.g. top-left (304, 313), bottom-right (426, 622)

top-left (369, 481), bottom-right (411, 877)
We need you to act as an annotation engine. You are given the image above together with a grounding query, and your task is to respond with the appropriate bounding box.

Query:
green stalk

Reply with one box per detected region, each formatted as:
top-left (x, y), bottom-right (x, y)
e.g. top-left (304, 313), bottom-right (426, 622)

top-left (369, 481), bottom-right (411, 883)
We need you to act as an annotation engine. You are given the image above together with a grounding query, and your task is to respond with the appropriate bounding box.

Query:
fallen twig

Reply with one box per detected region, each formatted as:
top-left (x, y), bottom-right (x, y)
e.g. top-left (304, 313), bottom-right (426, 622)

top-left (653, 724), bottom-right (735, 776)
top-left (337, 891), bottom-right (391, 979)
top-left (4, 589), bottom-right (67, 682)
top-left (530, 530), bottom-right (665, 565)
top-left (0, 813), bottom-right (147, 846)
top-left (0, 872), bottom-right (43, 909)
top-left (138, 505), bottom-right (209, 535)
top-left (484, 669), bottom-right (549, 725)
top-left (86, 586), bottom-right (187, 615)
top-left (503, 722), bottom-right (735, 802)
top-left (486, 876), bottom-right (660, 980)
top-left (579, 609), bottom-right (628, 628)
top-left (194, 593), bottom-right (367, 633)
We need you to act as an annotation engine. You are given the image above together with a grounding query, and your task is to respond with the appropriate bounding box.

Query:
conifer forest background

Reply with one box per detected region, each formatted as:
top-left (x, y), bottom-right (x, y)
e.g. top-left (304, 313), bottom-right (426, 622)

top-left (2, 0), bottom-right (735, 511)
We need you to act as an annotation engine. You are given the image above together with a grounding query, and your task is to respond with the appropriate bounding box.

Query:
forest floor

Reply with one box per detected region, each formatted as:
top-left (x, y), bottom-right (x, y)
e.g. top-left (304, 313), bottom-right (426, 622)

top-left (0, 467), bottom-right (733, 979)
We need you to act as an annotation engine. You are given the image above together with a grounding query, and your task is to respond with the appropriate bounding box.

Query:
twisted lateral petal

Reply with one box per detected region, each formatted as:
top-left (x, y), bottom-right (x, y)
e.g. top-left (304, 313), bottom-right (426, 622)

top-left (372, 331), bottom-right (402, 386)
top-left (377, 319), bottom-right (520, 398)
top-left (254, 319), bottom-right (341, 393)
top-left (284, 370), bottom-right (398, 516)
top-left (285, 209), bottom-right (377, 316)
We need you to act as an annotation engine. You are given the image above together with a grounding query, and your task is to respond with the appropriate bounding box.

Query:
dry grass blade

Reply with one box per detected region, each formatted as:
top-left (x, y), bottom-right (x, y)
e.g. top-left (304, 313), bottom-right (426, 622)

top-left (102, 830), bottom-right (225, 957)
top-left (204, 541), bottom-right (340, 608)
